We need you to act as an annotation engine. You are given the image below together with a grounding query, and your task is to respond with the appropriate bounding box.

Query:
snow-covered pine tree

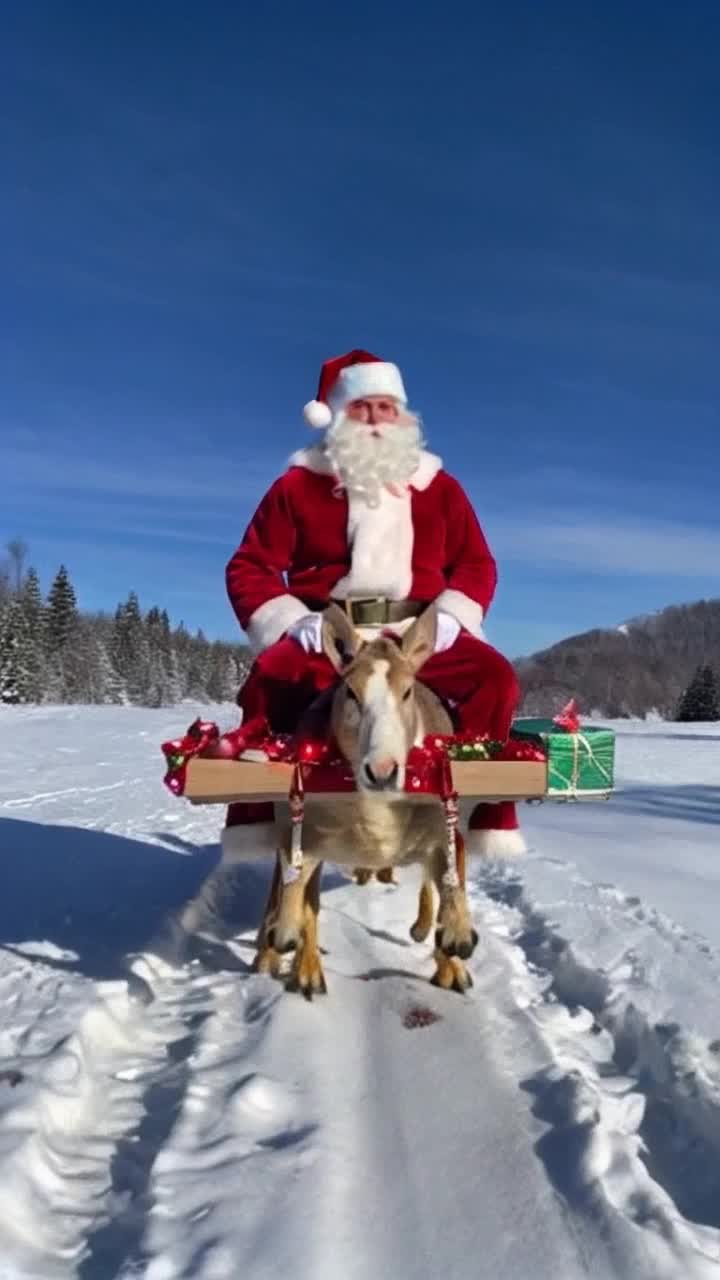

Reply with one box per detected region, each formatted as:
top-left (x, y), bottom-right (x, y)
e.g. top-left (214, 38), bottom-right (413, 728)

top-left (112, 592), bottom-right (151, 703)
top-left (158, 609), bottom-right (183, 703)
top-left (0, 599), bottom-right (33, 703)
top-left (235, 647), bottom-right (252, 690)
top-left (59, 616), bottom-right (108, 702)
top-left (675, 665), bottom-right (720, 721)
top-left (46, 565), bottom-right (78, 652)
top-left (184, 630), bottom-right (211, 701)
top-left (206, 643), bottom-right (242, 702)
top-left (90, 615), bottom-right (127, 703)
top-left (143, 606), bottom-right (166, 706)
top-left (21, 567), bottom-right (45, 633)
top-left (71, 627), bottom-right (123, 703)
top-left (19, 567), bottom-right (47, 699)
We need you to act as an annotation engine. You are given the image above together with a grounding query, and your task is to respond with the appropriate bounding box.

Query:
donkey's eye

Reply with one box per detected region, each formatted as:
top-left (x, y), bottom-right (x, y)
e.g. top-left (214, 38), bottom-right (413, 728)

top-left (346, 687), bottom-right (360, 704)
top-left (402, 687), bottom-right (412, 702)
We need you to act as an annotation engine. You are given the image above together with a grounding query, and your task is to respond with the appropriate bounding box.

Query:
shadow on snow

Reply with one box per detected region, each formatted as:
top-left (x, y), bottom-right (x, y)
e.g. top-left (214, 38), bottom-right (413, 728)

top-left (0, 816), bottom-right (279, 982)
top-left (611, 784), bottom-right (720, 827)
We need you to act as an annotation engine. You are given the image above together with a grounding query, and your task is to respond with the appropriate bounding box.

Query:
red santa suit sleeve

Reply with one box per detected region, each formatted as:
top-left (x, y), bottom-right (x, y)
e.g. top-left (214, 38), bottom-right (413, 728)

top-left (433, 476), bottom-right (497, 637)
top-left (226, 478), bottom-right (311, 652)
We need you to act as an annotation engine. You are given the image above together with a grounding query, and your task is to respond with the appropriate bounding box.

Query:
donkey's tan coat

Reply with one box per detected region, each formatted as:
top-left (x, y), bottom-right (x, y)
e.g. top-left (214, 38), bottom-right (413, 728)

top-left (255, 604), bottom-right (478, 998)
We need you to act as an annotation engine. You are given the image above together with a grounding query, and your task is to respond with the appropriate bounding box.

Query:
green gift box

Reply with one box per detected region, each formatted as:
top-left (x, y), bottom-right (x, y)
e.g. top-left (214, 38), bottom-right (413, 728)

top-left (511, 718), bottom-right (615, 798)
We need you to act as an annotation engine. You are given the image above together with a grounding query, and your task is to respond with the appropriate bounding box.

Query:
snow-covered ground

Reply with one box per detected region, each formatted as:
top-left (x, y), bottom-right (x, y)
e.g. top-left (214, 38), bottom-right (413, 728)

top-left (1, 706), bottom-right (719, 1279)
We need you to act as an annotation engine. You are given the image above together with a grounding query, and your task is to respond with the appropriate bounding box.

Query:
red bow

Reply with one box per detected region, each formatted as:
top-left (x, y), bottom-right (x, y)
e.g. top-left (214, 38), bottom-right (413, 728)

top-left (553, 698), bottom-right (581, 733)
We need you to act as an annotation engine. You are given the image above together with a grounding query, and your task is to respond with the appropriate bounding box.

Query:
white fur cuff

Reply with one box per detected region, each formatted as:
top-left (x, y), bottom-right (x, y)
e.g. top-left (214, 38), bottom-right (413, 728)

top-left (435, 588), bottom-right (485, 639)
top-left (466, 827), bottom-right (527, 857)
top-left (245, 594), bottom-right (311, 652)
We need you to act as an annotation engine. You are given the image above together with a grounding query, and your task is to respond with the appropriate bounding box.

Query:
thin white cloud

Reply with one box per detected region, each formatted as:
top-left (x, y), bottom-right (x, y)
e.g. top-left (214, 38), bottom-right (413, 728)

top-left (492, 513), bottom-right (720, 578)
top-left (2, 446), bottom-right (272, 503)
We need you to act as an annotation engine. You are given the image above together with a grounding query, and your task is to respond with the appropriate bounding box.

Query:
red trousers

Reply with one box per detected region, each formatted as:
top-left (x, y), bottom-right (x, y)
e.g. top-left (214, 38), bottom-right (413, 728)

top-left (227, 632), bottom-right (520, 830)
top-left (238, 631), bottom-right (519, 741)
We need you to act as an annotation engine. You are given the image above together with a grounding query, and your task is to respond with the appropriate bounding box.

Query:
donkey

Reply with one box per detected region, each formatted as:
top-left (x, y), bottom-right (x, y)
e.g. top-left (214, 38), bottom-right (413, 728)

top-left (255, 602), bottom-right (479, 998)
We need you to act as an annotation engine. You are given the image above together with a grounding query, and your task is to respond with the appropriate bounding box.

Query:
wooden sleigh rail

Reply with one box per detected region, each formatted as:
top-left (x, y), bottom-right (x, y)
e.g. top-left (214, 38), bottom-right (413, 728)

top-left (164, 715), bottom-right (616, 808)
top-left (185, 757), bottom-right (554, 806)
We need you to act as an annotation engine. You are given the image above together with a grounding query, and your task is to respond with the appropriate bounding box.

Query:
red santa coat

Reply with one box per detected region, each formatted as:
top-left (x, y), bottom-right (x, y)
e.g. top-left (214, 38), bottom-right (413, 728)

top-left (226, 448), bottom-right (497, 652)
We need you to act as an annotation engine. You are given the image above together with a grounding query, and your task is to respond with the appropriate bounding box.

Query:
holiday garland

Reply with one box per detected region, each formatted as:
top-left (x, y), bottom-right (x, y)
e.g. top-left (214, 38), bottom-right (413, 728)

top-left (161, 717), bottom-right (547, 799)
top-left (161, 718), bottom-right (548, 888)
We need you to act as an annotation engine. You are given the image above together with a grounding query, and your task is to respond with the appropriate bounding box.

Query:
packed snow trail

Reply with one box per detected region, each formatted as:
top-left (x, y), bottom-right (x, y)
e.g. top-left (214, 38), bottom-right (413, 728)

top-left (1, 707), bottom-right (720, 1278)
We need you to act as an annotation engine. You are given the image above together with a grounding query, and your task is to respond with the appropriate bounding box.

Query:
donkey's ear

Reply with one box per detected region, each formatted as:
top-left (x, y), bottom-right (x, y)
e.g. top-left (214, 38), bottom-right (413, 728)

top-left (400, 602), bottom-right (438, 674)
top-left (321, 603), bottom-right (362, 674)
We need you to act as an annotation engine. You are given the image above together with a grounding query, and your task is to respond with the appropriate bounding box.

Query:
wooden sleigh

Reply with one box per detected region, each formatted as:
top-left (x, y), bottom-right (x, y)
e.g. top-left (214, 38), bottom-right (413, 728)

top-left (182, 754), bottom-right (550, 807)
top-left (179, 713), bottom-right (615, 809)
top-left (163, 607), bottom-right (615, 997)
top-left (166, 601), bottom-right (614, 818)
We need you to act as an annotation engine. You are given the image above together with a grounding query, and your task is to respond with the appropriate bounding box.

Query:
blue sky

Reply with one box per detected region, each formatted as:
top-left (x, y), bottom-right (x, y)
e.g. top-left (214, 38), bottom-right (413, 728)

top-left (4, 1), bottom-right (720, 658)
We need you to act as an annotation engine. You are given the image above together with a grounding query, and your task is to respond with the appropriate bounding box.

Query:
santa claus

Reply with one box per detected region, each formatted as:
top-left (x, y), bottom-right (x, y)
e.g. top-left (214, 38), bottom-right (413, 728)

top-left (224, 349), bottom-right (525, 857)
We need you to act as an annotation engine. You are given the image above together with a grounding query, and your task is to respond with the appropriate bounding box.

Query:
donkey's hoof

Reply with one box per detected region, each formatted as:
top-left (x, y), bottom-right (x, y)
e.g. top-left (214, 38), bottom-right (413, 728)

top-left (431, 955), bottom-right (473, 994)
top-left (286, 949), bottom-right (327, 1000)
top-left (286, 973), bottom-right (328, 1002)
top-left (451, 968), bottom-right (473, 994)
top-left (410, 920), bottom-right (432, 943)
top-left (353, 868), bottom-right (373, 885)
top-left (434, 925), bottom-right (479, 960)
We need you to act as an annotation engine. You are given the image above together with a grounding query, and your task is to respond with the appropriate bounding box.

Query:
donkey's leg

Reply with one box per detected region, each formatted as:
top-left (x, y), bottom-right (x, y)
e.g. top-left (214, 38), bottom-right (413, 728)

top-left (287, 862), bottom-right (327, 999)
top-left (429, 866), bottom-right (474, 992)
top-left (254, 853), bottom-right (284, 978)
top-left (267, 851), bottom-right (325, 956)
top-left (432, 833), bottom-right (479, 964)
top-left (410, 875), bottom-right (436, 942)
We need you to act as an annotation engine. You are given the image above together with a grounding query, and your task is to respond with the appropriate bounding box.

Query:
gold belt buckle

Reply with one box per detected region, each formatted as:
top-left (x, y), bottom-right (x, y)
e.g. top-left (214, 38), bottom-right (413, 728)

top-left (345, 596), bottom-right (388, 626)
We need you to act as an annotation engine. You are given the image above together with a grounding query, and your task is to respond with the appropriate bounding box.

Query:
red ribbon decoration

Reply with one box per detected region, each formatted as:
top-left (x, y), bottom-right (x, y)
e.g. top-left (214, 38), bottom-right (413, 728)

top-left (161, 715), bottom-right (275, 795)
top-left (161, 719), bottom-right (546, 799)
top-left (553, 698), bottom-right (581, 733)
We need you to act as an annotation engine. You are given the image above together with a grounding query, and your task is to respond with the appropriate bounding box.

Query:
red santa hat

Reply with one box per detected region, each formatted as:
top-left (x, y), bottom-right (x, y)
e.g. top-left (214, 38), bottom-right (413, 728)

top-left (303, 349), bottom-right (407, 429)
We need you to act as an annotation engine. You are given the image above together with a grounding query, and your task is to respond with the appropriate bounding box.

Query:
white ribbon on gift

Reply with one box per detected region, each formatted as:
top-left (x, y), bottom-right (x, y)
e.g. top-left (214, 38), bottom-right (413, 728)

top-left (547, 731), bottom-right (613, 797)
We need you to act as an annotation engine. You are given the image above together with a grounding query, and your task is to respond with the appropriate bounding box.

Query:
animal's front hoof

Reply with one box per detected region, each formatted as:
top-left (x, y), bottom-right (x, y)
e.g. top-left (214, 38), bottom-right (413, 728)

top-left (286, 947), bottom-right (327, 1000)
top-left (410, 920), bottom-right (431, 943)
top-left (431, 954), bottom-right (474, 994)
top-left (286, 973), bottom-right (328, 1001)
top-left (353, 868), bottom-right (373, 886)
top-left (375, 866), bottom-right (397, 886)
top-left (434, 925), bottom-right (479, 960)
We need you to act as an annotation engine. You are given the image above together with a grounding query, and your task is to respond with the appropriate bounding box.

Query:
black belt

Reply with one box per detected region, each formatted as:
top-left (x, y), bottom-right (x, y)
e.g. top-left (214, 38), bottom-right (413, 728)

top-left (329, 597), bottom-right (424, 627)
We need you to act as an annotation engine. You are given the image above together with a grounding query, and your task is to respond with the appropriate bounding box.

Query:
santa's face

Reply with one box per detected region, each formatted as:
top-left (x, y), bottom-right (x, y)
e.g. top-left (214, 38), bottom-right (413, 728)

top-left (325, 396), bottom-right (424, 507)
top-left (345, 396), bottom-right (404, 427)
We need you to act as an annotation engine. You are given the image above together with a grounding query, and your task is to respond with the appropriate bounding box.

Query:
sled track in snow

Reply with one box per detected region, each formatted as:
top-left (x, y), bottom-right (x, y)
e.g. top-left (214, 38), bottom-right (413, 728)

top-left (474, 864), bottom-right (720, 1242)
top-left (0, 953), bottom-right (218, 1279)
top-left (3, 863), bottom-right (720, 1278)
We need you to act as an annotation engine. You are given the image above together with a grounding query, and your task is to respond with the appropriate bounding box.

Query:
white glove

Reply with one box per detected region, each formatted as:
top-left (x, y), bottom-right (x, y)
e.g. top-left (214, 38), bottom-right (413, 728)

top-left (287, 612), bottom-right (324, 654)
top-left (435, 610), bottom-right (461, 653)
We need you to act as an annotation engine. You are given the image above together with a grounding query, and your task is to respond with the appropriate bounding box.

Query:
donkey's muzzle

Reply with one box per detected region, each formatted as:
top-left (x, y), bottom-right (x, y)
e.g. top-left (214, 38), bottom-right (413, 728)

top-left (363, 760), bottom-right (400, 791)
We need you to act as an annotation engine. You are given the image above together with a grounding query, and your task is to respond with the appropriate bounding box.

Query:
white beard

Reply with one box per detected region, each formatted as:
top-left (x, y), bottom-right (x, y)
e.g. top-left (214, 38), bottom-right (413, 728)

top-left (325, 412), bottom-right (424, 507)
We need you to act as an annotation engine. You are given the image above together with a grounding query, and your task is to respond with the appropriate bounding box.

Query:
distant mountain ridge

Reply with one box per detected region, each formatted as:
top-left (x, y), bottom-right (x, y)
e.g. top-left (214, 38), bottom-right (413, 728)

top-left (514, 598), bottom-right (720, 718)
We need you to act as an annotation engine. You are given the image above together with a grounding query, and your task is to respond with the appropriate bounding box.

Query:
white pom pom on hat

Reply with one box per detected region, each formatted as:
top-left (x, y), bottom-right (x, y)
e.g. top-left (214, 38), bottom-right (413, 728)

top-left (303, 399), bottom-right (333, 429)
top-left (303, 349), bottom-right (407, 428)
